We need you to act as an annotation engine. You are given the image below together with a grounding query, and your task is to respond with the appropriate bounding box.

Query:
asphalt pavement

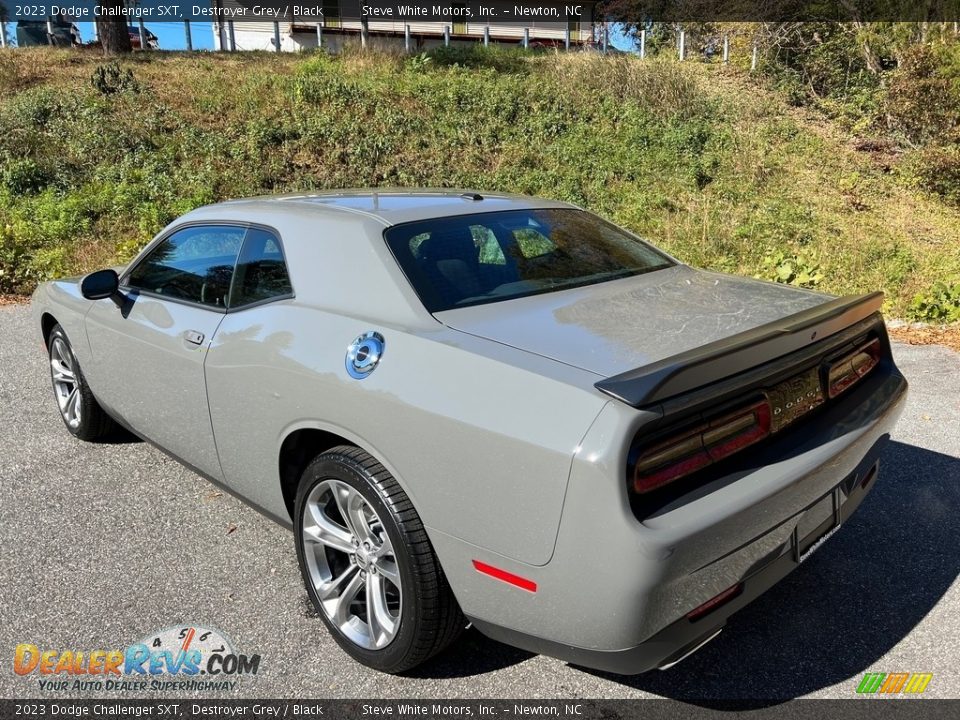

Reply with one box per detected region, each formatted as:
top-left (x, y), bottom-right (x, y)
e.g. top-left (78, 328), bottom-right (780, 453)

top-left (1, 303), bottom-right (958, 702)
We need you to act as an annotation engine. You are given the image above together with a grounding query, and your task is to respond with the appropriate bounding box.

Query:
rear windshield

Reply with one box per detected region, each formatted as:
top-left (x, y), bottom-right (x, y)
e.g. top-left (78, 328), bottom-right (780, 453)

top-left (384, 208), bottom-right (674, 312)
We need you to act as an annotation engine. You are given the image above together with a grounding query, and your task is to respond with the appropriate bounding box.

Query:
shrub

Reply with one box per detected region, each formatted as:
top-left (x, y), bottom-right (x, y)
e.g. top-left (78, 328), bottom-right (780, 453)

top-left (91, 62), bottom-right (141, 96)
top-left (909, 281), bottom-right (960, 322)
top-left (1, 159), bottom-right (54, 194)
top-left (885, 44), bottom-right (960, 146)
top-left (553, 55), bottom-right (710, 120)
top-left (425, 45), bottom-right (531, 74)
top-left (761, 23), bottom-right (883, 132)
top-left (0, 53), bottom-right (20, 97)
top-left (0, 85), bottom-right (62, 128)
top-left (0, 191), bottom-right (94, 293)
top-left (406, 52), bottom-right (432, 73)
top-left (900, 145), bottom-right (960, 206)
top-left (757, 249), bottom-right (825, 288)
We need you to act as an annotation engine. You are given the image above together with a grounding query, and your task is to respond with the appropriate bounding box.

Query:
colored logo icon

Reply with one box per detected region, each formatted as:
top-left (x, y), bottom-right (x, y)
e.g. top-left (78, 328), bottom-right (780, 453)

top-left (856, 672), bottom-right (933, 695)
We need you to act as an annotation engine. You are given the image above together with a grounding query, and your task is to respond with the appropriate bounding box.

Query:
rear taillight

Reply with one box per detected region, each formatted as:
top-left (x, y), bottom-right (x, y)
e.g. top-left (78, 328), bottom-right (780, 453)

top-left (686, 582), bottom-right (744, 621)
top-left (826, 338), bottom-right (881, 399)
top-left (630, 335), bottom-right (884, 496)
top-left (632, 399), bottom-right (771, 494)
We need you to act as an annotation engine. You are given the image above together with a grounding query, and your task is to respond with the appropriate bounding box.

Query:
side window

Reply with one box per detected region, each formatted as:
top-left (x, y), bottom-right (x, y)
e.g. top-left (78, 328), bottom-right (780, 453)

top-left (229, 227), bottom-right (293, 308)
top-left (126, 225), bottom-right (244, 308)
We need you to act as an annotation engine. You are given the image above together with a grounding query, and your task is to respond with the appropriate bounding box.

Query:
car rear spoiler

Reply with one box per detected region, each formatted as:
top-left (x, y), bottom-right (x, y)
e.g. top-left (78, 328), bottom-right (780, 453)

top-left (594, 292), bottom-right (885, 408)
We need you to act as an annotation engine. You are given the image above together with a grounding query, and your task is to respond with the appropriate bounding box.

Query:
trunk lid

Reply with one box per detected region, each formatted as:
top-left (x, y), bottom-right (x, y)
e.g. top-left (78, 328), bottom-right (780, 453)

top-left (433, 266), bottom-right (833, 378)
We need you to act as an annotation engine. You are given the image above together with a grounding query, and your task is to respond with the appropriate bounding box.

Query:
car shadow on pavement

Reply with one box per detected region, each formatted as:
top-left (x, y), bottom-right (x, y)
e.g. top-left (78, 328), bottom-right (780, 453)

top-left (405, 627), bottom-right (535, 679)
top-left (577, 440), bottom-right (960, 705)
top-left (96, 426), bottom-right (143, 444)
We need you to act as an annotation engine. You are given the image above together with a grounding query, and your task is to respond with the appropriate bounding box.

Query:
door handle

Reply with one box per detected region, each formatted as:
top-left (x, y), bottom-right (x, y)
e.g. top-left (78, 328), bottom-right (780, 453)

top-left (184, 330), bottom-right (205, 345)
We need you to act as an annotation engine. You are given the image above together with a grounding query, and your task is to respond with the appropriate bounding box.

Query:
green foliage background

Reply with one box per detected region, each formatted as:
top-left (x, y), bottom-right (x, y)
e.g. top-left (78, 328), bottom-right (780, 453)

top-left (0, 44), bottom-right (958, 320)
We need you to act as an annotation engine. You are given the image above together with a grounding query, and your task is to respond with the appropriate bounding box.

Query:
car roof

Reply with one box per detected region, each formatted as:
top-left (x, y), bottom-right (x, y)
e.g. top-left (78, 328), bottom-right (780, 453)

top-left (164, 191), bottom-right (584, 328)
top-left (188, 189), bottom-right (578, 226)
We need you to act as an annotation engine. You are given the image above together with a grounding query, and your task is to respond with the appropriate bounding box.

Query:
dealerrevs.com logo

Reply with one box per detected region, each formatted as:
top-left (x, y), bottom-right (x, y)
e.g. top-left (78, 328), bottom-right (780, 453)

top-left (13, 625), bottom-right (262, 692)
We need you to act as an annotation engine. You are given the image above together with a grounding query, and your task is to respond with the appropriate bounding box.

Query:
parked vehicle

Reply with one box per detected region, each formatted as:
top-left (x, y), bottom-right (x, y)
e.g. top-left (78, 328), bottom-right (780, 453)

top-left (127, 25), bottom-right (159, 50)
top-left (85, 25), bottom-right (159, 51)
top-left (31, 190), bottom-right (907, 674)
top-left (15, 18), bottom-right (81, 47)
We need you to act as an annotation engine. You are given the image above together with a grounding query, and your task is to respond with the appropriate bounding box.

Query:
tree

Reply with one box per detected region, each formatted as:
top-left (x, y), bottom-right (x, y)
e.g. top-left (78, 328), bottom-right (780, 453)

top-left (96, 1), bottom-right (132, 54)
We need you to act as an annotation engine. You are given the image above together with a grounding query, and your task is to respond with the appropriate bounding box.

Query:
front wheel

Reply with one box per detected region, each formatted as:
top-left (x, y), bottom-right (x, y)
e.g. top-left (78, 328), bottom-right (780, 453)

top-left (294, 446), bottom-right (464, 673)
top-left (47, 324), bottom-right (117, 441)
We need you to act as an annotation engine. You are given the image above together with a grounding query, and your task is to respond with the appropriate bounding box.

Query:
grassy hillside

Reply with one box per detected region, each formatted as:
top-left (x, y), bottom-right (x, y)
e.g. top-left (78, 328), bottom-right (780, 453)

top-left (1, 46), bottom-right (959, 320)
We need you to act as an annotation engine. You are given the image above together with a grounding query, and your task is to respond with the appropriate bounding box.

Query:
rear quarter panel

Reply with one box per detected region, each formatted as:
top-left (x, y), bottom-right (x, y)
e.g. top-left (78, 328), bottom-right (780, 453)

top-left (204, 301), bottom-right (609, 566)
top-left (440, 364), bottom-right (906, 650)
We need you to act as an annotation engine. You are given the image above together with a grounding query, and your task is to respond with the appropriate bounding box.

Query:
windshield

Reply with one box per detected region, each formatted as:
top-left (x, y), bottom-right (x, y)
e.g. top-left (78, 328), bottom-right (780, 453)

top-left (384, 208), bottom-right (675, 312)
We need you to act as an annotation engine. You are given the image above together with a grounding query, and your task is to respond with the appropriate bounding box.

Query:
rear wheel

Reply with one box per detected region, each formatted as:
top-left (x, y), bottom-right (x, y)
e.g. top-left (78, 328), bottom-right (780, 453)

top-left (294, 445), bottom-right (465, 673)
top-left (48, 324), bottom-right (117, 441)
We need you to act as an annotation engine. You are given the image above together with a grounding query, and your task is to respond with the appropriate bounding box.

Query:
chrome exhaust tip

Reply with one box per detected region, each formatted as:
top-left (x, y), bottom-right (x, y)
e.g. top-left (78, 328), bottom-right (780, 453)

top-left (657, 627), bottom-right (723, 671)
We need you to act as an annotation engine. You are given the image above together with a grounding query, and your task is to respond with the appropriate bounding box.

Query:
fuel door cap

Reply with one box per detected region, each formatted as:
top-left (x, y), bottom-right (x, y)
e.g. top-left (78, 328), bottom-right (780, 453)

top-left (346, 332), bottom-right (385, 379)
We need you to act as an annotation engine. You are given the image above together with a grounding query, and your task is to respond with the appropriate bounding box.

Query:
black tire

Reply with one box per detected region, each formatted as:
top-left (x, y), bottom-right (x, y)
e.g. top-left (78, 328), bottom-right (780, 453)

top-left (294, 445), bottom-right (465, 673)
top-left (47, 324), bottom-right (117, 441)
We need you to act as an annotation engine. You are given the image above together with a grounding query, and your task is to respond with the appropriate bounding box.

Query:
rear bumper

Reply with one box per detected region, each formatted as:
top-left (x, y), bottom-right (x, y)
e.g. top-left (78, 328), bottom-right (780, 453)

top-left (460, 366), bottom-right (907, 674)
top-left (471, 454), bottom-right (884, 674)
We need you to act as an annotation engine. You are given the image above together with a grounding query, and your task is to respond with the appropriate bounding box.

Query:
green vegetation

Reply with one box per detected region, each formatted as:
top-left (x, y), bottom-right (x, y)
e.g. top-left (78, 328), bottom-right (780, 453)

top-left (909, 281), bottom-right (960, 323)
top-left (759, 27), bottom-right (960, 147)
top-left (756, 249), bottom-right (824, 289)
top-left (0, 45), bottom-right (958, 320)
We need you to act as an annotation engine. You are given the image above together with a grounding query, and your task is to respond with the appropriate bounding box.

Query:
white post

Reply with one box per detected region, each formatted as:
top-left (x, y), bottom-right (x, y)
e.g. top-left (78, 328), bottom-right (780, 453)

top-left (360, 17), bottom-right (368, 48)
top-left (602, 24), bottom-right (608, 53)
top-left (523, 27), bottom-right (529, 49)
top-left (316, 23), bottom-right (322, 49)
top-left (0, 22), bottom-right (6, 48)
top-left (723, 35), bottom-right (729, 63)
top-left (444, 25), bottom-right (450, 46)
top-left (751, 44), bottom-right (758, 70)
top-left (484, 25), bottom-right (489, 47)
top-left (228, 21), bottom-right (236, 51)
top-left (678, 30), bottom-right (685, 60)
top-left (565, 26), bottom-right (570, 50)
top-left (138, 19), bottom-right (147, 50)
top-left (273, 21), bottom-right (281, 52)
top-left (184, 21), bottom-right (193, 51)
top-left (404, 24), bottom-right (411, 52)
top-left (639, 29), bottom-right (646, 59)
top-left (46, 17), bottom-right (54, 46)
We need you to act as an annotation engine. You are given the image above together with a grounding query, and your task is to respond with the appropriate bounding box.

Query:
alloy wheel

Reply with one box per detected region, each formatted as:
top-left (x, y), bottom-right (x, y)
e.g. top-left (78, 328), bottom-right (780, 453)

top-left (50, 337), bottom-right (82, 429)
top-left (301, 479), bottom-right (402, 650)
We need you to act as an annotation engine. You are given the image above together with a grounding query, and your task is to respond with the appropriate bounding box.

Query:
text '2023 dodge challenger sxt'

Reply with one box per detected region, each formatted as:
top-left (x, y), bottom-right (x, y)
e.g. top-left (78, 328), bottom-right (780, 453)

top-left (32, 190), bottom-right (907, 674)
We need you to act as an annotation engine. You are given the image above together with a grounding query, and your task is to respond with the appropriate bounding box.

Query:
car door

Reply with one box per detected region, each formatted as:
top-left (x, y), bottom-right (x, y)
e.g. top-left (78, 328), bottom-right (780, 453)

top-left (84, 224), bottom-right (246, 481)
top-left (203, 227), bottom-right (297, 515)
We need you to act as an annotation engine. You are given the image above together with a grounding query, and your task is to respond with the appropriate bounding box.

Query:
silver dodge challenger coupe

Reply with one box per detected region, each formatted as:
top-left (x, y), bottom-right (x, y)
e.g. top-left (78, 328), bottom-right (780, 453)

top-left (31, 190), bottom-right (907, 674)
